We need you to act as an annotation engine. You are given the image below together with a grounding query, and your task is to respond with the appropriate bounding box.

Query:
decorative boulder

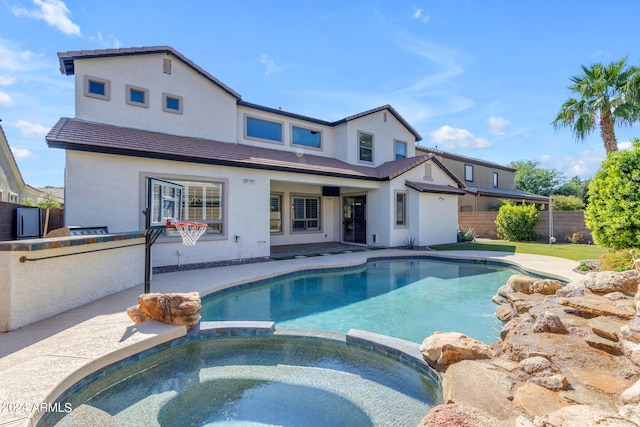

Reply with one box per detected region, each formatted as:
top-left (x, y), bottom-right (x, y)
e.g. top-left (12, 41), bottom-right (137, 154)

top-left (531, 279), bottom-right (563, 295)
top-left (507, 274), bottom-right (538, 294)
top-left (585, 270), bottom-right (640, 295)
top-left (126, 305), bottom-right (150, 323)
top-left (418, 403), bottom-right (500, 427)
top-left (420, 331), bottom-right (494, 370)
top-left (533, 311), bottom-right (568, 334)
top-left (131, 292), bottom-right (201, 327)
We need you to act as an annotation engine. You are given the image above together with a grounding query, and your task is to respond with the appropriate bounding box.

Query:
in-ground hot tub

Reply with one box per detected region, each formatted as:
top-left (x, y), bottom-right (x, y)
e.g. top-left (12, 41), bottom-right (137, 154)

top-left (39, 325), bottom-right (442, 427)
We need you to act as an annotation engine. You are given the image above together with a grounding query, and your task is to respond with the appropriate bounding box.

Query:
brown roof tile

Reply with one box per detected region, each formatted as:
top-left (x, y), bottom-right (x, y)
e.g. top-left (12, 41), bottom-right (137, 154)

top-left (47, 118), bottom-right (428, 181)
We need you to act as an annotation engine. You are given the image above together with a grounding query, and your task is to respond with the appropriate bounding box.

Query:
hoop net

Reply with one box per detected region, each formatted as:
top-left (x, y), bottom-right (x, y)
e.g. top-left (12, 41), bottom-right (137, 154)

top-left (174, 221), bottom-right (208, 246)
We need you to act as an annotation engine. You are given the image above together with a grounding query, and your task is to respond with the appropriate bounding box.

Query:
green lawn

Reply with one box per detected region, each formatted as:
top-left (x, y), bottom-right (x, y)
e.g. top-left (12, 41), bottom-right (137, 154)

top-left (429, 240), bottom-right (608, 261)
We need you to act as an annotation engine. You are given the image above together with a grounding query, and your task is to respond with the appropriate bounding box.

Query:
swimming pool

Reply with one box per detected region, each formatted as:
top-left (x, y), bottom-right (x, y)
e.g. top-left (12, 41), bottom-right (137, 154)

top-left (40, 333), bottom-right (442, 426)
top-left (201, 258), bottom-right (516, 343)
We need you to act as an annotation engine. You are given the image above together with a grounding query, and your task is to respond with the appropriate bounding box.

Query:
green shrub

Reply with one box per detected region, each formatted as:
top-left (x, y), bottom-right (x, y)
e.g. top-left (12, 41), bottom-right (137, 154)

top-left (585, 138), bottom-right (640, 249)
top-left (495, 202), bottom-right (541, 241)
top-left (457, 228), bottom-right (477, 242)
top-left (565, 231), bottom-right (585, 244)
top-left (552, 194), bottom-right (584, 211)
top-left (599, 249), bottom-right (639, 272)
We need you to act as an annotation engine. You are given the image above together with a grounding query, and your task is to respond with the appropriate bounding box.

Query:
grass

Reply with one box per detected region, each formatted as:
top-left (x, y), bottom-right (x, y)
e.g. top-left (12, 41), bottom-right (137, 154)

top-left (429, 240), bottom-right (609, 261)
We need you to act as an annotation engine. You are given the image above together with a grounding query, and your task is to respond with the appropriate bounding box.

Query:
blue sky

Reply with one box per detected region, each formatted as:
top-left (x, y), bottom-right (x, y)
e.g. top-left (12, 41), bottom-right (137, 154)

top-left (1, 1), bottom-right (639, 188)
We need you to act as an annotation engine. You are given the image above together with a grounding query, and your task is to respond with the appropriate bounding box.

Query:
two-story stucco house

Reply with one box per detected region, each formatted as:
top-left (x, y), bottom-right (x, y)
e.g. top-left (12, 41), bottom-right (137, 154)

top-left (416, 147), bottom-right (548, 212)
top-left (0, 124), bottom-right (41, 204)
top-left (46, 46), bottom-right (465, 268)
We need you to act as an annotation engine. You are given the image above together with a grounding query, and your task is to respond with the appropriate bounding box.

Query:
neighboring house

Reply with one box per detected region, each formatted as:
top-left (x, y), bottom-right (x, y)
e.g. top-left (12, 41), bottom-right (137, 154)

top-left (0, 123), bottom-right (41, 204)
top-left (37, 187), bottom-right (65, 207)
top-left (47, 46), bottom-right (465, 268)
top-left (416, 146), bottom-right (548, 212)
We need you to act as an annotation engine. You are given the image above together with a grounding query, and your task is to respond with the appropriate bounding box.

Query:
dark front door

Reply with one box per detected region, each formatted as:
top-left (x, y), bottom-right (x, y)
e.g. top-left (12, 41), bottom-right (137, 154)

top-left (343, 195), bottom-right (366, 244)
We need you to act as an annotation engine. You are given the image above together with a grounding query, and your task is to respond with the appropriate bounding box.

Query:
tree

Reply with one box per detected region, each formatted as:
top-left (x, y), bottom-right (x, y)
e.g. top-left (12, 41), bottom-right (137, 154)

top-left (584, 138), bottom-right (640, 249)
top-left (22, 193), bottom-right (61, 209)
top-left (552, 57), bottom-right (640, 153)
top-left (508, 160), bottom-right (565, 196)
top-left (551, 195), bottom-right (584, 211)
top-left (555, 176), bottom-right (591, 204)
top-left (495, 201), bottom-right (540, 241)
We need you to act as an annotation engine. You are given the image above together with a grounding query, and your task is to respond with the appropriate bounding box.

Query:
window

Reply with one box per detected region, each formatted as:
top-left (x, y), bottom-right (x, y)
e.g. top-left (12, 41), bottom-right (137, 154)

top-left (292, 196), bottom-right (320, 231)
top-left (270, 194), bottom-right (282, 233)
top-left (464, 164), bottom-right (474, 181)
top-left (395, 140), bottom-right (407, 160)
top-left (396, 192), bottom-right (407, 226)
top-left (246, 117), bottom-right (282, 142)
top-left (162, 93), bottom-right (183, 114)
top-left (292, 126), bottom-right (321, 149)
top-left (126, 85), bottom-right (149, 108)
top-left (493, 172), bottom-right (499, 187)
top-left (359, 132), bottom-right (373, 162)
top-left (168, 180), bottom-right (224, 236)
top-left (9, 193), bottom-right (18, 204)
top-left (83, 75), bottom-right (110, 100)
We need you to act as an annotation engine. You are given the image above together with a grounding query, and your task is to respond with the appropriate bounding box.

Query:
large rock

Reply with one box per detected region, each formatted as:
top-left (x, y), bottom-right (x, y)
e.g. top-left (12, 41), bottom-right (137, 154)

top-left (418, 403), bottom-right (500, 427)
top-left (531, 279), bottom-right (563, 295)
top-left (533, 311), bottom-right (568, 334)
top-left (585, 270), bottom-right (640, 295)
top-left (512, 382), bottom-right (570, 419)
top-left (420, 332), bottom-right (495, 369)
top-left (508, 274), bottom-right (539, 294)
top-left (442, 360), bottom-right (519, 421)
top-left (540, 404), bottom-right (639, 426)
top-left (135, 292), bottom-right (201, 327)
top-left (558, 294), bottom-right (635, 319)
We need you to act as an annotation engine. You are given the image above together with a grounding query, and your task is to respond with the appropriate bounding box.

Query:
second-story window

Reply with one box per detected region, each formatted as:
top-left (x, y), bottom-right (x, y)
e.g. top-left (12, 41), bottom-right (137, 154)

top-left (292, 126), bottom-right (321, 149)
top-left (493, 172), bottom-right (499, 187)
top-left (126, 85), bottom-right (149, 108)
top-left (162, 93), bottom-right (183, 114)
top-left (83, 75), bottom-right (110, 100)
top-left (246, 117), bottom-right (282, 142)
top-left (359, 132), bottom-right (373, 162)
top-left (464, 164), bottom-right (474, 182)
top-left (395, 141), bottom-right (407, 160)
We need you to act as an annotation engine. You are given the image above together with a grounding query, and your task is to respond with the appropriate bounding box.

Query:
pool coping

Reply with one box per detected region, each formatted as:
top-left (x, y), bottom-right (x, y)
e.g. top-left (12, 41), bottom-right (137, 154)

top-left (0, 249), bottom-right (582, 426)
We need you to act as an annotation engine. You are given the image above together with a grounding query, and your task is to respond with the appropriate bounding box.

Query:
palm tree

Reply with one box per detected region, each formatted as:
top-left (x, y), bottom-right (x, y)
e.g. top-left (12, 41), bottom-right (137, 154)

top-left (552, 57), bottom-right (640, 153)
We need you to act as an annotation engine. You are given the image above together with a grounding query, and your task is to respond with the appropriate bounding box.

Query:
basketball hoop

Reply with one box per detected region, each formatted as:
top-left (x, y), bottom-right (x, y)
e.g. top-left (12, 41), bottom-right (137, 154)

top-left (173, 221), bottom-right (208, 246)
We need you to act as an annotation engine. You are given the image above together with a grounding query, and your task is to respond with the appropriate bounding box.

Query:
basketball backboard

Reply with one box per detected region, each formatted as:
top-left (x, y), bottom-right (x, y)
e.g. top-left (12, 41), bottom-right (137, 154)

top-left (146, 177), bottom-right (183, 229)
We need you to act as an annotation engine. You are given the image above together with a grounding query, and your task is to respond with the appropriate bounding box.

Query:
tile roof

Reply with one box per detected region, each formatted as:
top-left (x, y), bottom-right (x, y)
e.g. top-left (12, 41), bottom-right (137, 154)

top-left (46, 118), bottom-right (430, 182)
top-left (465, 185), bottom-right (549, 201)
top-left (416, 146), bottom-right (516, 171)
top-left (405, 181), bottom-right (467, 195)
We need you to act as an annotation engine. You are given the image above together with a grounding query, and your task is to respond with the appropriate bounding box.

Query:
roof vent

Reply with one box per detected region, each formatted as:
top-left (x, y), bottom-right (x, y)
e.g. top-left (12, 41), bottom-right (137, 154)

top-left (163, 58), bottom-right (172, 75)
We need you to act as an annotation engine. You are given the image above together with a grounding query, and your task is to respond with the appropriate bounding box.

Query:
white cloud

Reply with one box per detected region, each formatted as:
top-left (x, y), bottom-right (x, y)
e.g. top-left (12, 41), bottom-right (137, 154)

top-left (539, 154), bottom-right (552, 162)
top-left (12, 0), bottom-right (80, 36)
top-left (89, 32), bottom-right (121, 49)
top-left (0, 41), bottom-right (42, 72)
top-left (14, 120), bottom-right (50, 138)
top-left (0, 91), bottom-right (14, 106)
top-left (412, 8), bottom-right (430, 23)
top-left (540, 148), bottom-right (605, 178)
top-left (429, 125), bottom-right (491, 150)
top-left (618, 140), bottom-right (633, 151)
top-left (0, 76), bottom-right (15, 85)
top-left (10, 147), bottom-right (33, 159)
top-left (488, 116), bottom-right (510, 136)
top-left (260, 54), bottom-right (283, 77)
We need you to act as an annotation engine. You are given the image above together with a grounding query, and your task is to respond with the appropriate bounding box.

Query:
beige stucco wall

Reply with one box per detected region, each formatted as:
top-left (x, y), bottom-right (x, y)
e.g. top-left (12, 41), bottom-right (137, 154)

top-left (74, 54), bottom-right (238, 142)
top-left (0, 235), bottom-right (144, 331)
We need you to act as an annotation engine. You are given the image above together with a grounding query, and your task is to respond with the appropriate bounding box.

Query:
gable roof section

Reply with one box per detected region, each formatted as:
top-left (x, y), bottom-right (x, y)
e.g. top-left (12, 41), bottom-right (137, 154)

top-left (47, 118), bottom-right (432, 182)
top-left (58, 46), bottom-right (421, 143)
top-left (405, 181), bottom-right (466, 195)
top-left (58, 46), bottom-right (242, 100)
top-left (416, 146), bottom-right (516, 172)
top-left (465, 185), bottom-right (549, 202)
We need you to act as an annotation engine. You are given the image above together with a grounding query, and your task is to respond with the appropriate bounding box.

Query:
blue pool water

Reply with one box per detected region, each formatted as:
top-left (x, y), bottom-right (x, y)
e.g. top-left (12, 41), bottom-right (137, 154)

top-left (41, 336), bottom-right (442, 426)
top-left (201, 258), bottom-right (516, 343)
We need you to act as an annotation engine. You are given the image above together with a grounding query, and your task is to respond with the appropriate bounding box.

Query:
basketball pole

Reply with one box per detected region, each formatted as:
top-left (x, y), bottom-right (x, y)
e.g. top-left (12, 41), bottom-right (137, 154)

top-left (143, 209), bottom-right (163, 293)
